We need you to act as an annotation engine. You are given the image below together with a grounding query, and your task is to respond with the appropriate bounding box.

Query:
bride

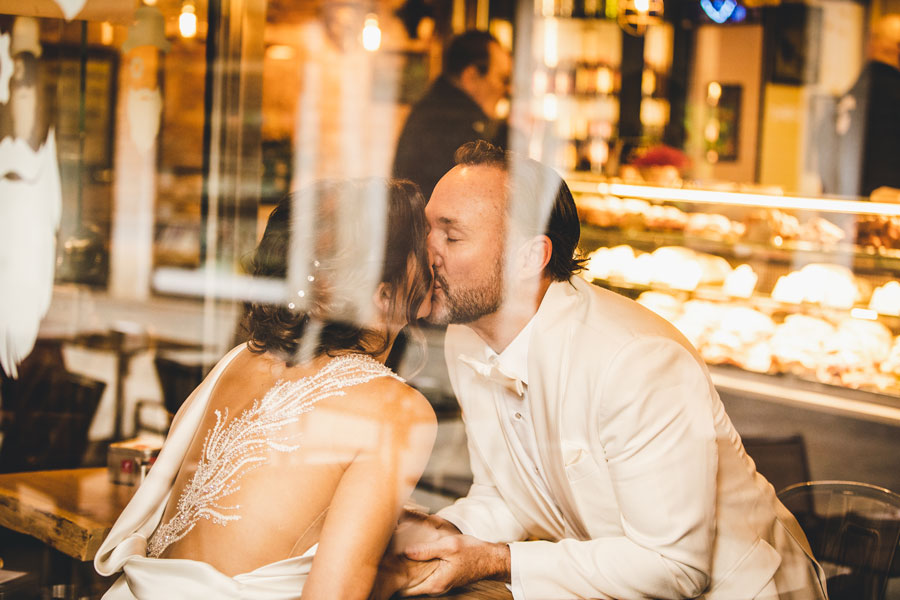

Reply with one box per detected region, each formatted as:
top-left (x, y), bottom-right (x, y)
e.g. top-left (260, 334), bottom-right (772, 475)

top-left (95, 179), bottom-right (437, 600)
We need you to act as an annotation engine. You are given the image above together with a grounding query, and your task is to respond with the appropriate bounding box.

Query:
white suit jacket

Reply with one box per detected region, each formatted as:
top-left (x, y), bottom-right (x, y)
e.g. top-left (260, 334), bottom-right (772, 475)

top-left (438, 277), bottom-right (827, 600)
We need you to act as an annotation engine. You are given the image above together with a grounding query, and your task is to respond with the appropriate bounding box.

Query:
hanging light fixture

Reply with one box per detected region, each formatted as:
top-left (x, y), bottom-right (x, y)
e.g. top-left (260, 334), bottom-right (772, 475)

top-left (617, 0), bottom-right (663, 36)
top-left (179, 1), bottom-right (197, 39)
top-left (362, 13), bottom-right (381, 51)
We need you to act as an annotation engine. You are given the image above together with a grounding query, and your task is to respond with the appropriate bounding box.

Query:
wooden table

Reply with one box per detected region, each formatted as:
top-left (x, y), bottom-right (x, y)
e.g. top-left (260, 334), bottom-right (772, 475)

top-left (0, 468), bottom-right (510, 598)
top-left (0, 468), bottom-right (133, 561)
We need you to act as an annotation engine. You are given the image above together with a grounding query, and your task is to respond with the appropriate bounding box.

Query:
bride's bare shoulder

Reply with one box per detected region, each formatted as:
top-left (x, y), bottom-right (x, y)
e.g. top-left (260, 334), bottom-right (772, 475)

top-left (346, 375), bottom-right (437, 428)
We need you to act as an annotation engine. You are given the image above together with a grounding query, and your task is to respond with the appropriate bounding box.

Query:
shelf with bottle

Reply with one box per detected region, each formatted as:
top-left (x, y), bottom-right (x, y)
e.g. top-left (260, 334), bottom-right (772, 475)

top-left (532, 60), bottom-right (621, 98)
top-left (536, 0), bottom-right (618, 20)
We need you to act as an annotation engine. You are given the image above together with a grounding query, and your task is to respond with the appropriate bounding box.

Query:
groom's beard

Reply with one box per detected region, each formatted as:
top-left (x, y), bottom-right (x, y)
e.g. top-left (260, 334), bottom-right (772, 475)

top-left (427, 259), bottom-right (503, 326)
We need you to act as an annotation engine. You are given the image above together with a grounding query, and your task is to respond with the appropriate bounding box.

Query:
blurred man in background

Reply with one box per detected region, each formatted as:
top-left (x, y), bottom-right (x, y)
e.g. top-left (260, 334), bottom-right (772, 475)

top-left (820, 15), bottom-right (900, 200)
top-left (393, 30), bottom-right (511, 200)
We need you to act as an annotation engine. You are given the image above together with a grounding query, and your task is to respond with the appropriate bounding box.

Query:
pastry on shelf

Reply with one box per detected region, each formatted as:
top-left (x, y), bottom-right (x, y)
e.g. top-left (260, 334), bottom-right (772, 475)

top-left (684, 213), bottom-right (746, 241)
top-left (820, 317), bottom-right (892, 369)
top-left (643, 204), bottom-right (687, 232)
top-left (701, 307), bottom-right (776, 371)
top-left (671, 300), bottom-right (725, 351)
top-left (816, 318), bottom-right (893, 389)
top-left (770, 263), bottom-right (864, 309)
top-left (868, 281), bottom-right (900, 315)
top-left (722, 264), bottom-right (758, 298)
top-left (583, 245), bottom-right (638, 281)
top-left (879, 336), bottom-right (900, 376)
top-left (739, 341), bottom-right (776, 374)
top-left (742, 209), bottom-right (801, 244)
top-left (644, 246), bottom-right (732, 290)
top-left (576, 195), bottom-right (649, 229)
top-left (797, 217), bottom-right (846, 245)
top-left (769, 314), bottom-right (835, 374)
top-left (636, 291), bottom-right (683, 323)
top-left (855, 215), bottom-right (900, 251)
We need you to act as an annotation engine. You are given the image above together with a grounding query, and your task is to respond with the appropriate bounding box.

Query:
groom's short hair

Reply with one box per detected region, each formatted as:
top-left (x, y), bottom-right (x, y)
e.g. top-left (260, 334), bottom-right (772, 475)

top-left (453, 141), bottom-right (585, 281)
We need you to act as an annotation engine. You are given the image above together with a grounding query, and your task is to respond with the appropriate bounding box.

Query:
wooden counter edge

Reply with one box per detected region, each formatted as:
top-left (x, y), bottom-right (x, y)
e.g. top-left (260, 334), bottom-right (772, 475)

top-left (0, 490), bottom-right (109, 561)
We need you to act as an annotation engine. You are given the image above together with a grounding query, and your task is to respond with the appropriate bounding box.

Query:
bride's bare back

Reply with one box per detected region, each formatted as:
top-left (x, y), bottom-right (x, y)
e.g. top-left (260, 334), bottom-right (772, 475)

top-left (152, 347), bottom-right (436, 598)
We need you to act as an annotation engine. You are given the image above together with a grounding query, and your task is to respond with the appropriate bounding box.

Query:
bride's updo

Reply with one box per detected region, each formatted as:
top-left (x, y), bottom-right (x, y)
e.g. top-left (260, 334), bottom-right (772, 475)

top-left (245, 178), bottom-right (431, 364)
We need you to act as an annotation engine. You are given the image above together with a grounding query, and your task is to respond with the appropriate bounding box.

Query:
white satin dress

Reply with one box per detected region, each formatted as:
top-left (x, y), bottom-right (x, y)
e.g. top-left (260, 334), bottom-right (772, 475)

top-left (94, 345), bottom-right (400, 600)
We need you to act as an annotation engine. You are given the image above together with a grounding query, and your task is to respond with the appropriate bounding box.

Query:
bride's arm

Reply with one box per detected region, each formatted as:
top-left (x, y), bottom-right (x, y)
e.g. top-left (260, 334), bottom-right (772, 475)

top-left (300, 381), bottom-right (437, 600)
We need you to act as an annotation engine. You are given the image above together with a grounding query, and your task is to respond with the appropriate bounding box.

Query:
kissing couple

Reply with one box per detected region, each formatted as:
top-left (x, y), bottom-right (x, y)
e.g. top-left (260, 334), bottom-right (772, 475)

top-left (96, 141), bottom-right (826, 600)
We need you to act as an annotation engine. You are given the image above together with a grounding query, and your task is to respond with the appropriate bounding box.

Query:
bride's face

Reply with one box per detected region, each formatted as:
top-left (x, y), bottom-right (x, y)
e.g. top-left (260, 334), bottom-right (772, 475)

top-left (415, 262), bottom-right (434, 320)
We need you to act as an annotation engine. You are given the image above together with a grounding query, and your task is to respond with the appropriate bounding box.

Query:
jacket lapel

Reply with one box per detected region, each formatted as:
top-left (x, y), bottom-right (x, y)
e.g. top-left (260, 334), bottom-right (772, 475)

top-left (528, 280), bottom-right (591, 540)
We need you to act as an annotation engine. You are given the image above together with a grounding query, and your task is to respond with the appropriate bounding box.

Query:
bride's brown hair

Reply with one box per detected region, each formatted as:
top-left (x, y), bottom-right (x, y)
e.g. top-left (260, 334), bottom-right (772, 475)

top-left (245, 179), bottom-right (431, 365)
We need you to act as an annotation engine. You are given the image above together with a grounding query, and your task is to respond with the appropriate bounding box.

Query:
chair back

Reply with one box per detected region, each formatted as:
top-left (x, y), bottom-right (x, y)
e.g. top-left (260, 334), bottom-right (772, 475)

top-left (743, 434), bottom-right (811, 495)
top-left (778, 480), bottom-right (900, 600)
top-left (0, 370), bottom-right (105, 472)
top-left (154, 355), bottom-right (205, 415)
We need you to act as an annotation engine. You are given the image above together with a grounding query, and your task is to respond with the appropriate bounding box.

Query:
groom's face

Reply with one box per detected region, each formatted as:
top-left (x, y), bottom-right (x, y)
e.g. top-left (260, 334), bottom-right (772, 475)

top-left (425, 164), bottom-right (507, 325)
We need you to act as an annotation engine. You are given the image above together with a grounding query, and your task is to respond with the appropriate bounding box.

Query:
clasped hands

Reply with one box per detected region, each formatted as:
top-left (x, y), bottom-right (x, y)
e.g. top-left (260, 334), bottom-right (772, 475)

top-left (370, 509), bottom-right (511, 599)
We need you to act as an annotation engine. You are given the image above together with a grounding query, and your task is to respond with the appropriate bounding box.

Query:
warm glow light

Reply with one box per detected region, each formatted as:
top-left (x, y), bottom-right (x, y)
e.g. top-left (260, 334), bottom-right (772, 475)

top-left (543, 19), bottom-right (558, 68)
top-left (143, 0), bottom-right (157, 5)
top-left (596, 67), bottom-right (613, 94)
top-left (851, 308), bottom-right (879, 321)
top-left (495, 97), bottom-right (510, 119)
top-left (362, 14), bottom-right (381, 51)
top-left (704, 119), bottom-right (720, 142)
top-left (707, 81), bottom-right (722, 104)
top-left (266, 44), bottom-right (295, 60)
top-left (179, 2), bottom-right (197, 39)
top-left (571, 182), bottom-right (900, 217)
top-left (641, 68), bottom-right (656, 95)
top-left (542, 94), bottom-right (558, 120)
top-left (634, 0), bottom-right (650, 12)
top-left (100, 21), bottom-right (114, 45)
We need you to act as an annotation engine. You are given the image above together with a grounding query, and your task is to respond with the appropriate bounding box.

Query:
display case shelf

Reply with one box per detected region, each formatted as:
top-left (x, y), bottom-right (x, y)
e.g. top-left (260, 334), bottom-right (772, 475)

top-left (568, 177), bottom-right (900, 408)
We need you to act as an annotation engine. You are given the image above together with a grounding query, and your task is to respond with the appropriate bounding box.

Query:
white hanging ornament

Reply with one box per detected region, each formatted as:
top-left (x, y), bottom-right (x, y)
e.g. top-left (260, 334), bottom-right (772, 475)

top-left (0, 131), bottom-right (62, 378)
top-left (53, 0), bottom-right (89, 20)
top-left (0, 18), bottom-right (61, 378)
top-left (0, 34), bottom-right (11, 104)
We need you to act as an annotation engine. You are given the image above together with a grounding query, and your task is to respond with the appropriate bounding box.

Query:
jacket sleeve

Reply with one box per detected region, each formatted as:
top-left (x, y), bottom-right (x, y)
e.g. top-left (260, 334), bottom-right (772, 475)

top-left (510, 336), bottom-right (718, 600)
top-left (436, 417), bottom-right (529, 543)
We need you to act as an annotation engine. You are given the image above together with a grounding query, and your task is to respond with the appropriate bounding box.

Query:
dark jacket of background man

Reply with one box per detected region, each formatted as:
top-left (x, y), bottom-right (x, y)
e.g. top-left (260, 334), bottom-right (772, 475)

top-left (393, 31), bottom-right (511, 199)
top-left (820, 15), bottom-right (900, 198)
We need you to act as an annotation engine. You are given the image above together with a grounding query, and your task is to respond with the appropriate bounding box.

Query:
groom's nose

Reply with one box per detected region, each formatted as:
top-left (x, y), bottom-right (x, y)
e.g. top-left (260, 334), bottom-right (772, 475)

top-left (426, 233), bottom-right (440, 267)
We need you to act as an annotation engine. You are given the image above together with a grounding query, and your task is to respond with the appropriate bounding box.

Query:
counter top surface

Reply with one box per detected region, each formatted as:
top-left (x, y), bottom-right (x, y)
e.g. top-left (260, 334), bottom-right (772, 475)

top-left (0, 468), bottom-right (510, 598)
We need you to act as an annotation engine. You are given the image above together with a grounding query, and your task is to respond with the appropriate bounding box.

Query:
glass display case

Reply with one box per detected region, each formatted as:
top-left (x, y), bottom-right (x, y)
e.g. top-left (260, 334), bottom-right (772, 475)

top-left (568, 174), bottom-right (900, 423)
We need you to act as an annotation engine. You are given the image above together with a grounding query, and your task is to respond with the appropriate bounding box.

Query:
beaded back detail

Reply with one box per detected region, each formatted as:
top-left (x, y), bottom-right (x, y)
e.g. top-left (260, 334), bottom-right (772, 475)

top-left (146, 353), bottom-right (401, 558)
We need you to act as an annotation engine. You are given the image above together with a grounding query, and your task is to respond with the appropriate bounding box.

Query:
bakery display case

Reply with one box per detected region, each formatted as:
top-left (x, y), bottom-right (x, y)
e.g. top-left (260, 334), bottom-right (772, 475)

top-left (568, 175), bottom-right (900, 422)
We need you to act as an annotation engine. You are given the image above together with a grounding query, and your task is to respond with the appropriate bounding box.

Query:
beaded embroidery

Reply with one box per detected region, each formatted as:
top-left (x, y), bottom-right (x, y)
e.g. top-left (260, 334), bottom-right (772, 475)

top-left (146, 353), bottom-right (401, 558)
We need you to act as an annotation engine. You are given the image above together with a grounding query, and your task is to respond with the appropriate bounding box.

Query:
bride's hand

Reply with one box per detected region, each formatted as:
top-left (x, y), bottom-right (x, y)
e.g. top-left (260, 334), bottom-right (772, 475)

top-left (370, 548), bottom-right (440, 600)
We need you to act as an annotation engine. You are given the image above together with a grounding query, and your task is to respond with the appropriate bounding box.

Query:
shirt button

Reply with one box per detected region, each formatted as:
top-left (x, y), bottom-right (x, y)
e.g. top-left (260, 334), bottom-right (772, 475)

top-left (514, 412), bottom-right (523, 420)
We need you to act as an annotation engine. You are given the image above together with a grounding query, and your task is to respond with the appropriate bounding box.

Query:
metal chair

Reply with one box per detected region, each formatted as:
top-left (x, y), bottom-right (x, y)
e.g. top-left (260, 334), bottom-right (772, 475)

top-left (778, 480), bottom-right (900, 600)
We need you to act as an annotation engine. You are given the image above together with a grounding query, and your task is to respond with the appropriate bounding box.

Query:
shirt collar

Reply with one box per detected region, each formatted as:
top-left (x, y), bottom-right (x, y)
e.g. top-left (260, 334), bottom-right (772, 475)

top-left (484, 315), bottom-right (536, 388)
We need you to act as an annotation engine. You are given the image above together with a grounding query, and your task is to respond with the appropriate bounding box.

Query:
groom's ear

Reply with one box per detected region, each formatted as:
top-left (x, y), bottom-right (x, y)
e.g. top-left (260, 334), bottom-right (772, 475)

top-left (517, 235), bottom-right (552, 278)
top-left (373, 282), bottom-right (393, 314)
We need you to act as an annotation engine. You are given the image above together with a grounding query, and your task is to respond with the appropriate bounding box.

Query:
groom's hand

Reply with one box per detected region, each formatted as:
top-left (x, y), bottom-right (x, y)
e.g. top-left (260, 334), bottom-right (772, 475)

top-left (398, 534), bottom-right (511, 597)
top-left (370, 510), bottom-right (461, 599)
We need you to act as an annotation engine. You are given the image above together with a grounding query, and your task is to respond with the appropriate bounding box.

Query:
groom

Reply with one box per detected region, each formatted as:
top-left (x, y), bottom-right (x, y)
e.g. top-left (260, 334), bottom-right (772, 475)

top-left (385, 141), bottom-right (827, 599)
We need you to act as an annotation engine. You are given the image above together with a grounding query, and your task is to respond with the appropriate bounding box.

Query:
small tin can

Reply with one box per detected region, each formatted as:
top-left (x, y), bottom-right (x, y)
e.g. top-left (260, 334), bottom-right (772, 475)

top-left (107, 438), bottom-right (162, 485)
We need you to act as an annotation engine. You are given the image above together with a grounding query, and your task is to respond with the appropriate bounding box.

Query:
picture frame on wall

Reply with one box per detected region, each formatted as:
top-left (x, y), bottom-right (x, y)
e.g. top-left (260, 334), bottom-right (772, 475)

top-left (766, 4), bottom-right (823, 86)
